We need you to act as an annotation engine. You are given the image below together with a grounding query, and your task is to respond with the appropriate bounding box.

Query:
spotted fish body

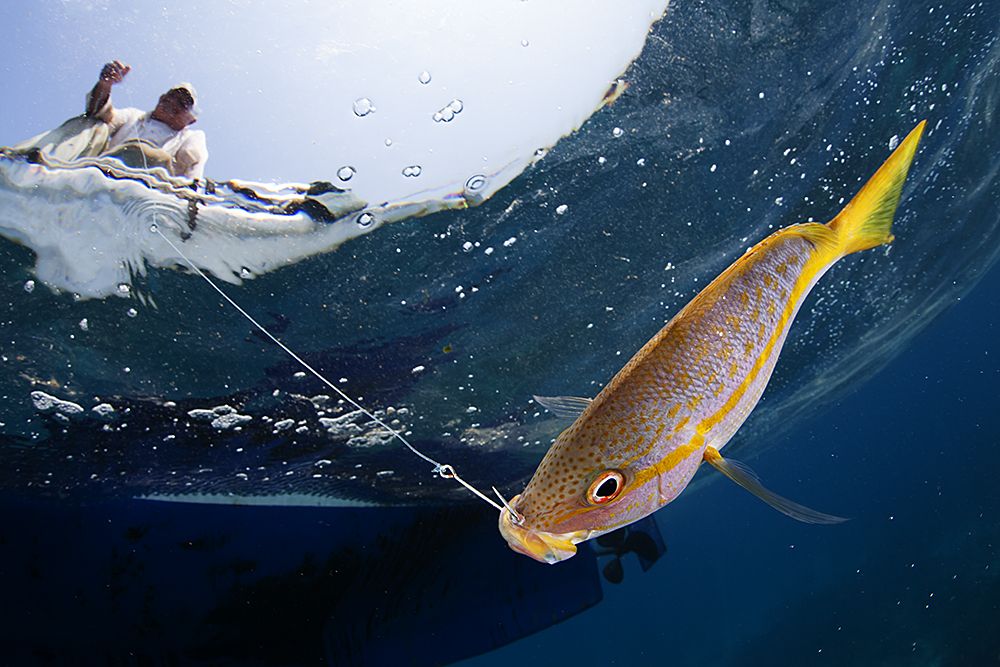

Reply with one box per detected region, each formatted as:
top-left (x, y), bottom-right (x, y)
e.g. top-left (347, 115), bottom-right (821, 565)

top-left (501, 122), bottom-right (926, 563)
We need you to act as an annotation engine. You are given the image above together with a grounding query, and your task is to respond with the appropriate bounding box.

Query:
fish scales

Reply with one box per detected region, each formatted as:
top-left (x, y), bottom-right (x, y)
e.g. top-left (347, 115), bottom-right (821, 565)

top-left (501, 120), bottom-right (926, 563)
top-left (520, 230), bottom-right (827, 532)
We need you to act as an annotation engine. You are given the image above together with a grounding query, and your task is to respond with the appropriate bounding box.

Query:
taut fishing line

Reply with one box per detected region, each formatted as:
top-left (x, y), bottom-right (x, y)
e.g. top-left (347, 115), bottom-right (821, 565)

top-left (120, 82), bottom-right (505, 514)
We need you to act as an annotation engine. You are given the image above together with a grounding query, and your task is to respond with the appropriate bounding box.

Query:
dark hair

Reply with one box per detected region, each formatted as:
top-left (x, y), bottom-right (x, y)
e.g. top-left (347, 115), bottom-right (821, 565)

top-left (166, 87), bottom-right (195, 109)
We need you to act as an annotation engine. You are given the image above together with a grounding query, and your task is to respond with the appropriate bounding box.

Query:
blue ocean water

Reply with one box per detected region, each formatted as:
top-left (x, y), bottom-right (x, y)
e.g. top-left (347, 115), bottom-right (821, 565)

top-left (463, 261), bottom-right (1000, 666)
top-left (0, 0), bottom-right (997, 665)
top-left (2, 262), bottom-right (996, 666)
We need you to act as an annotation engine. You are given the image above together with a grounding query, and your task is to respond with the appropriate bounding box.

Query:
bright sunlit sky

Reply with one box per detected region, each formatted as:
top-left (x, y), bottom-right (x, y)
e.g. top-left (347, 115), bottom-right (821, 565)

top-left (1, 1), bottom-right (667, 201)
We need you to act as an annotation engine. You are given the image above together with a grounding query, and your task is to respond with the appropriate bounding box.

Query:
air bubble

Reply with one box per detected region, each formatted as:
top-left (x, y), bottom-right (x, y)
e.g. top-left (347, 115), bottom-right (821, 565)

top-left (337, 166), bottom-right (356, 181)
top-left (465, 174), bottom-right (486, 191)
top-left (23, 280), bottom-right (35, 293)
top-left (534, 148), bottom-right (547, 158)
top-left (149, 223), bottom-right (158, 233)
top-left (126, 308), bottom-right (138, 318)
top-left (433, 99), bottom-right (464, 122)
top-left (402, 165), bottom-right (423, 177)
top-left (356, 212), bottom-right (375, 228)
top-left (418, 71), bottom-right (432, 84)
top-left (612, 127), bottom-right (624, 138)
top-left (240, 267), bottom-right (252, 279)
top-left (521, 39), bottom-right (529, 47)
top-left (353, 97), bottom-right (376, 117)
top-left (384, 138), bottom-right (393, 147)
top-left (556, 204), bottom-right (568, 215)
top-left (79, 319), bottom-right (89, 332)
top-left (117, 283), bottom-right (131, 295)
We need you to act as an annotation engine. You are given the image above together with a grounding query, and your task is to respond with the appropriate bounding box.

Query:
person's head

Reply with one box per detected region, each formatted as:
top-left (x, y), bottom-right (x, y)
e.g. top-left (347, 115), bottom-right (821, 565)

top-left (151, 83), bottom-right (198, 131)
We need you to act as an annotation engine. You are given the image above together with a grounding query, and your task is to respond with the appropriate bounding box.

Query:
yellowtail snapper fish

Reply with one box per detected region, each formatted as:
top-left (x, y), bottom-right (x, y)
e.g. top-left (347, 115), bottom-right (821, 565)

top-left (500, 121), bottom-right (927, 563)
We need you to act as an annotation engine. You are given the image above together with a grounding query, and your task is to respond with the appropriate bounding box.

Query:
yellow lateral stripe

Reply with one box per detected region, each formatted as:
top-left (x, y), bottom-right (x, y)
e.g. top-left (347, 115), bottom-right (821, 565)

top-left (631, 438), bottom-right (703, 488)
top-left (546, 436), bottom-right (704, 526)
top-left (622, 434), bottom-right (705, 497)
top-left (613, 228), bottom-right (834, 497)
top-left (697, 123), bottom-right (923, 438)
top-left (697, 240), bottom-right (838, 435)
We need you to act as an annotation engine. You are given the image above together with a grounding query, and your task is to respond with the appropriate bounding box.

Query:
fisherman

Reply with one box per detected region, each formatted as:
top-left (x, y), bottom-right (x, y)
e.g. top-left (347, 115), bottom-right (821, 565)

top-left (84, 60), bottom-right (208, 181)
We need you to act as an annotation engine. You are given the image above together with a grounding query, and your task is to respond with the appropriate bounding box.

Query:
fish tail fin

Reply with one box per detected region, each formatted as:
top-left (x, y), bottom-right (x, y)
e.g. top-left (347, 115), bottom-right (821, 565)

top-left (827, 120), bottom-right (926, 256)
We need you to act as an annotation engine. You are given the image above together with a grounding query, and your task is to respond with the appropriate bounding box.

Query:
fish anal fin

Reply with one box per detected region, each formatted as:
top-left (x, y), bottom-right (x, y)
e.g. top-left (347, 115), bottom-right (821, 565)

top-left (703, 446), bottom-right (848, 525)
top-left (533, 395), bottom-right (593, 419)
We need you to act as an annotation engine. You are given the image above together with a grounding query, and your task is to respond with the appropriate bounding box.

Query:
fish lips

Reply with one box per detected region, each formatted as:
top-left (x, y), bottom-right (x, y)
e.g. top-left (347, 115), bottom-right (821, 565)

top-left (498, 495), bottom-right (592, 564)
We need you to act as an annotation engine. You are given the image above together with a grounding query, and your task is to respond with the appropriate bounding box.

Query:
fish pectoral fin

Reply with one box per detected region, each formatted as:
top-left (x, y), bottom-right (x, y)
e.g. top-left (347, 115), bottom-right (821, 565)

top-left (532, 395), bottom-right (593, 419)
top-left (702, 446), bottom-right (848, 525)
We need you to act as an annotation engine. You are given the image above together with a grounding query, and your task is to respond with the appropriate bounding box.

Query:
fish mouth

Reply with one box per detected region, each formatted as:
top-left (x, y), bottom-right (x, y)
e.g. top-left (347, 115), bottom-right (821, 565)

top-left (498, 495), bottom-right (591, 564)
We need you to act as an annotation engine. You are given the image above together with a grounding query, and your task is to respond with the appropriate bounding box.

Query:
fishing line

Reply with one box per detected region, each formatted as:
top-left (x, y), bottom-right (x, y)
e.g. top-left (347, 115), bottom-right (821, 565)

top-left (148, 224), bottom-right (505, 512)
top-left (119, 81), bottom-right (503, 512)
top-left (150, 224), bottom-right (504, 512)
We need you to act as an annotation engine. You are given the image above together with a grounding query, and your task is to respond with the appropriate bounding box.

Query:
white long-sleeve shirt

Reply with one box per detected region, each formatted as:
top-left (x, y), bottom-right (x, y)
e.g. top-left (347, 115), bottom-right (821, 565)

top-left (103, 107), bottom-right (208, 180)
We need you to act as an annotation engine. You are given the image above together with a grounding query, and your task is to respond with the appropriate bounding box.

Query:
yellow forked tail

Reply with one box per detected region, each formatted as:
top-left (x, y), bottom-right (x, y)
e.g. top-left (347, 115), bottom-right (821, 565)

top-left (828, 120), bottom-right (926, 255)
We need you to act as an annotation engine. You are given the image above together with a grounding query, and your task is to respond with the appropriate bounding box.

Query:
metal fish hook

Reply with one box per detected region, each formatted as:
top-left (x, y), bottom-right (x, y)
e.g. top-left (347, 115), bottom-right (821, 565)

top-left (492, 486), bottom-right (524, 525)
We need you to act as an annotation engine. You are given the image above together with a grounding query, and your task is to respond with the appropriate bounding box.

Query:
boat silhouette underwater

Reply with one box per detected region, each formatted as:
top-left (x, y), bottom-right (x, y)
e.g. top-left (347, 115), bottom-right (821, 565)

top-left (0, 490), bottom-right (666, 665)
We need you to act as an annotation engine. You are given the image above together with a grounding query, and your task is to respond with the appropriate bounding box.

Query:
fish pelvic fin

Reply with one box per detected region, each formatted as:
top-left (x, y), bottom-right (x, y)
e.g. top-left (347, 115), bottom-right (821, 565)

top-left (533, 395), bottom-right (593, 419)
top-left (827, 120), bottom-right (926, 256)
top-left (703, 446), bottom-right (848, 525)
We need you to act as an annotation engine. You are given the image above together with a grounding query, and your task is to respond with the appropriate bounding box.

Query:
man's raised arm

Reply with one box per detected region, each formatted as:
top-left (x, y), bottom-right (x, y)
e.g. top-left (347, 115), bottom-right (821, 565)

top-left (85, 60), bottom-right (131, 122)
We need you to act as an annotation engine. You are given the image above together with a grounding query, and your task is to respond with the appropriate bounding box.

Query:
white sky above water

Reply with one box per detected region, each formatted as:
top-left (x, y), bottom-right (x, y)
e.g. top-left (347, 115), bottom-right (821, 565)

top-left (1, 1), bottom-right (668, 202)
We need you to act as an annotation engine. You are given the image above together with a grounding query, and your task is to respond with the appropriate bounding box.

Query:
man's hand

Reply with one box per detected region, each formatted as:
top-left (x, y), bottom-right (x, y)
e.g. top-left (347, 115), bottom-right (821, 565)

top-left (99, 60), bottom-right (131, 85)
top-left (87, 61), bottom-right (130, 119)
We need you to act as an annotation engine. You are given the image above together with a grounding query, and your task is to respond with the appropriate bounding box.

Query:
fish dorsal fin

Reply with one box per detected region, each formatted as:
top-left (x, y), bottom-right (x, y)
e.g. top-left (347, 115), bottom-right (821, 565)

top-left (702, 446), bottom-right (848, 525)
top-left (532, 395), bottom-right (593, 419)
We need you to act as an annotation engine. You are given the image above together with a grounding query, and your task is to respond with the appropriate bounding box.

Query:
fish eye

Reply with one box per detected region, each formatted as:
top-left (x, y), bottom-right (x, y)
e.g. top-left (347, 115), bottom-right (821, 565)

top-left (586, 470), bottom-right (625, 504)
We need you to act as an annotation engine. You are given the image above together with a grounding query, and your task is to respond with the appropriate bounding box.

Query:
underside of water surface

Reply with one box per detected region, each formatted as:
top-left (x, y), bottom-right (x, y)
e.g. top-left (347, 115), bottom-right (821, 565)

top-left (0, 0), bottom-right (996, 513)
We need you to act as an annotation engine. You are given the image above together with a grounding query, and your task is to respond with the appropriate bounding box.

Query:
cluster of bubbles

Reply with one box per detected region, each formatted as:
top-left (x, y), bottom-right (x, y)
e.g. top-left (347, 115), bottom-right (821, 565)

top-left (433, 99), bottom-right (465, 123)
top-left (401, 165), bottom-right (422, 177)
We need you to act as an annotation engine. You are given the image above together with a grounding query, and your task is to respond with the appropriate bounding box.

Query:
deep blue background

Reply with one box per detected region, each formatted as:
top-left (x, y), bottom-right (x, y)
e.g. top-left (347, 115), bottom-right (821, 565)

top-left (462, 244), bottom-right (1000, 667)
